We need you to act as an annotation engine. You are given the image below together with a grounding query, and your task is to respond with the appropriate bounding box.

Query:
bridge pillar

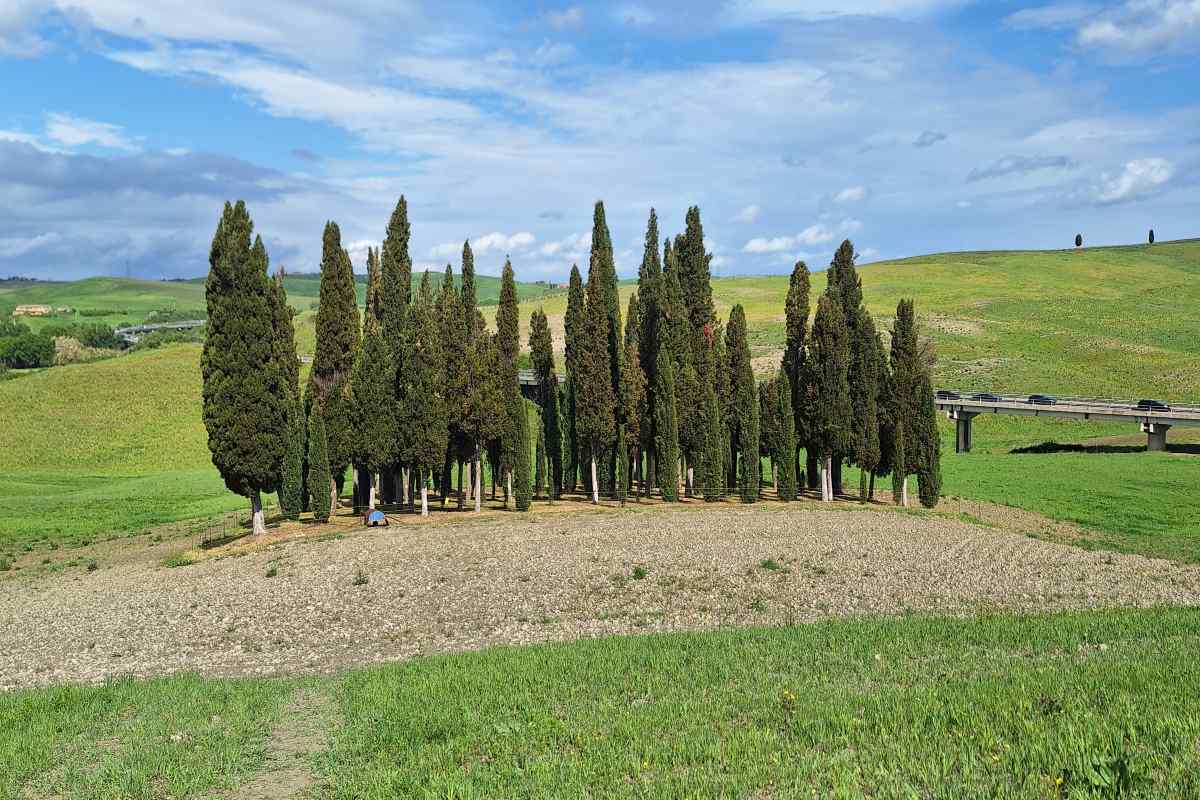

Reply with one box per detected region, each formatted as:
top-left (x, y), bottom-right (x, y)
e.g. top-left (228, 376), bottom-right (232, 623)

top-left (1141, 421), bottom-right (1171, 452)
top-left (948, 410), bottom-right (978, 453)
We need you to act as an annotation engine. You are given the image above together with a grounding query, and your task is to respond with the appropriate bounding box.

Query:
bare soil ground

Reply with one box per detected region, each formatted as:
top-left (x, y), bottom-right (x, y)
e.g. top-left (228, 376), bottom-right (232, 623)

top-left (2, 501), bottom-right (1199, 691)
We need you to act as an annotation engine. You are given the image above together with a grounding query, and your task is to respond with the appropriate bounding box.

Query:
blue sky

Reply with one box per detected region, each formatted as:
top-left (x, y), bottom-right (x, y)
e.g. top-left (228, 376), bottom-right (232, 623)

top-left (1, 1), bottom-right (1198, 281)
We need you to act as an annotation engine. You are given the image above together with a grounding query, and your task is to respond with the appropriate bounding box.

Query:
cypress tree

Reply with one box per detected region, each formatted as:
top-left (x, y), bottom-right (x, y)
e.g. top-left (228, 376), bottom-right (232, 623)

top-left (513, 395), bottom-right (533, 511)
top-left (351, 303), bottom-right (397, 510)
top-left (530, 308), bottom-right (562, 499)
top-left (758, 379), bottom-right (779, 489)
top-left (810, 294), bottom-right (852, 501)
top-left (637, 209), bottom-right (663, 493)
top-left (890, 417), bottom-right (907, 506)
top-left (269, 266), bottom-right (303, 517)
top-left (576, 263), bottom-right (617, 504)
top-left (380, 196), bottom-right (412, 356)
top-left (462, 324), bottom-right (506, 512)
top-left (621, 339), bottom-right (647, 499)
top-left (915, 374), bottom-right (942, 508)
top-left (306, 400), bottom-right (332, 522)
top-left (781, 260), bottom-right (816, 489)
top-left (652, 314), bottom-right (680, 502)
top-left (615, 422), bottom-right (629, 504)
top-left (1149, 229), bottom-right (1155, 245)
top-left (826, 240), bottom-right (861, 495)
top-left (534, 421), bottom-right (547, 499)
top-left (563, 264), bottom-right (585, 492)
top-left (201, 202), bottom-right (285, 536)
top-left (849, 308), bottom-right (881, 501)
top-left (589, 202), bottom-right (622, 493)
top-left (872, 332), bottom-right (895, 501)
top-left (312, 221), bottom-right (360, 510)
top-left (676, 207), bottom-right (714, 334)
top-left (624, 292), bottom-right (642, 492)
top-left (364, 246), bottom-right (384, 326)
top-left (460, 240), bottom-right (476, 335)
top-left (890, 299), bottom-right (921, 506)
top-left (438, 265), bottom-right (469, 507)
top-left (495, 258), bottom-right (529, 509)
top-left (400, 273), bottom-right (449, 516)
top-left (726, 305), bottom-right (759, 502)
top-left (496, 258), bottom-right (520, 365)
top-left (775, 374), bottom-right (798, 501)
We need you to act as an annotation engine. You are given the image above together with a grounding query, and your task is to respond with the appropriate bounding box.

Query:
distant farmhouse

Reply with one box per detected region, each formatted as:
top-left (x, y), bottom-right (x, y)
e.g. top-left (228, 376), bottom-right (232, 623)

top-left (12, 304), bottom-right (53, 317)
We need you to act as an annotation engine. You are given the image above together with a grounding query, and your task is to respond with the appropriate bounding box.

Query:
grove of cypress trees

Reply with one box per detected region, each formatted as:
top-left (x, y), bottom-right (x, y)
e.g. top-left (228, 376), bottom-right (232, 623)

top-left (530, 308), bottom-right (562, 499)
top-left (306, 400), bottom-right (332, 522)
top-left (400, 273), bottom-right (449, 516)
top-left (576, 262), bottom-right (617, 504)
top-left (775, 374), bottom-right (798, 501)
top-left (200, 201), bottom-right (285, 536)
top-left (312, 221), bottom-right (360, 512)
top-left (810, 294), bottom-right (852, 501)
top-left (563, 263), bottom-right (585, 492)
top-left (726, 305), bottom-right (759, 502)
top-left (849, 308), bottom-right (881, 501)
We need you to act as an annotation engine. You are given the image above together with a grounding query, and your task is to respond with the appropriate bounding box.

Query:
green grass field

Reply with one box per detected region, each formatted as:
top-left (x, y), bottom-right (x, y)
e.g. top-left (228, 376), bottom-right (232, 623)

top-left (4, 607), bottom-right (1199, 798)
top-left (1, 240), bottom-right (1196, 559)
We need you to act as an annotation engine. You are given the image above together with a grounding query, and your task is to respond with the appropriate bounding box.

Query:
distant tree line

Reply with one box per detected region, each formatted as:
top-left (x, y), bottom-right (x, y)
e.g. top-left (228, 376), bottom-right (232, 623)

top-left (200, 199), bottom-right (943, 535)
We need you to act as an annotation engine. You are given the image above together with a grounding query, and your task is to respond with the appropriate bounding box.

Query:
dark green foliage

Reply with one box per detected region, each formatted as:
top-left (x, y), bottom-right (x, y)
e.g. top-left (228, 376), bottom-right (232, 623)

top-left (0, 331), bottom-right (54, 368)
top-left (676, 206), bottom-right (714, 335)
top-left (563, 264), bottom-right (585, 491)
top-left (312, 222), bottom-right (360, 487)
top-left (495, 259), bottom-right (530, 508)
top-left (460, 241), bottom-right (476, 337)
top-left (279, 393), bottom-right (305, 518)
top-left (758, 379), bottom-right (780, 480)
top-left (700, 369), bottom-right (724, 501)
top-left (1075, 234), bottom-right (1083, 248)
top-left (380, 196), bottom-right (412, 361)
top-left (726, 306), bottom-right (759, 503)
top-left (398, 279), bottom-right (448, 477)
top-left (915, 370), bottom-right (942, 508)
top-left (774, 375), bottom-right (798, 501)
top-left (809, 294), bottom-right (852, 461)
top-left (850, 308), bottom-right (881, 499)
top-left (200, 202), bottom-right (285, 500)
top-left (306, 400), bottom-right (332, 521)
top-left (534, 421), bottom-right (546, 499)
top-left (496, 259), bottom-right (520, 367)
top-left (890, 417), bottom-right (907, 504)
top-left (351, 316), bottom-right (397, 479)
top-left (438, 265), bottom-right (470, 471)
top-left (461, 327), bottom-right (507, 478)
top-left (270, 268), bottom-right (300, 400)
top-left (890, 299), bottom-right (921, 475)
top-left (589, 201), bottom-right (622, 401)
top-left (826, 240), bottom-right (862, 324)
top-left (1149, 229), bottom-right (1155, 245)
top-left (651, 317), bottom-right (680, 502)
top-left (364, 247), bottom-right (384, 327)
top-left (637, 209), bottom-right (663, 486)
top-left (0, 319), bottom-right (30, 338)
top-left (530, 308), bottom-right (561, 498)
top-left (615, 423), bottom-right (629, 503)
top-left (513, 394), bottom-right (532, 511)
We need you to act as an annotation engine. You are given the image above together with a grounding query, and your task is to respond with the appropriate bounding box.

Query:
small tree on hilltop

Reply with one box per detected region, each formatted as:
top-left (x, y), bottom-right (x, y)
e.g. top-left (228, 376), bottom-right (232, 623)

top-left (1075, 233), bottom-right (1083, 248)
top-left (201, 201), bottom-right (285, 536)
top-left (1149, 229), bottom-right (1155, 245)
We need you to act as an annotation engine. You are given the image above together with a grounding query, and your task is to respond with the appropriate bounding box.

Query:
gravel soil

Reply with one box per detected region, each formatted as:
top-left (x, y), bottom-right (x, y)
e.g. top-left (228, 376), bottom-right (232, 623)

top-left (2, 503), bottom-right (1198, 690)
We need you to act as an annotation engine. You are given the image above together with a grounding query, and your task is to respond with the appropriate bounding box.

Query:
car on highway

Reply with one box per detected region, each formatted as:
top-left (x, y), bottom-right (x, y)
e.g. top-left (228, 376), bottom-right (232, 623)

top-left (1134, 399), bottom-right (1171, 412)
top-left (1027, 394), bottom-right (1057, 406)
top-left (935, 390), bottom-right (960, 400)
top-left (971, 392), bottom-right (1003, 402)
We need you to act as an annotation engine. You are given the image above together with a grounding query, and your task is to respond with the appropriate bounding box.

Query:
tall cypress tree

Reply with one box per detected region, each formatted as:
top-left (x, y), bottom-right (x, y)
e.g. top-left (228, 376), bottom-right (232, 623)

top-left (460, 240), bottom-right (476, 336)
top-left (280, 391), bottom-right (305, 519)
top-left (201, 201), bottom-right (285, 536)
top-left (849, 307), bottom-right (881, 501)
top-left (438, 264), bottom-right (469, 507)
top-left (758, 379), bottom-right (779, 489)
top-left (576, 262), bottom-right (617, 504)
top-left (637, 209), bottom-right (663, 492)
top-left (781, 260), bottom-right (815, 489)
top-left (589, 202), bottom-right (622, 493)
top-left (380, 196), bottom-right (412, 355)
top-left (726, 305), bottom-right (759, 502)
top-left (563, 263), bottom-right (585, 493)
top-left (826, 240), bottom-right (861, 495)
top-left (495, 258), bottom-right (529, 508)
top-left (623, 292), bottom-right (642, 491)
top-left (351, 293), bottom-right (397, 510)
top-left (530, 308), bottom-right (562, 499)
top-left (664, 245), bottom-right (697, 493)
top-left (775, 374), bottom-right (798, 501)
top-left (652, 313), bottom-right (680, 502)
top-left (270, 266), bottom-right (303, 517)
top-left (462, 322), bottom-right (506, 512)
top-left (810, 294), bottom-right (852, 501)
top-left (915, 374), bottom-right (942, 508)
top-left (364, 246), bottom-right (384, 326)
top-left (306, 400), bottom-right (332, 522)
top-left (890, 299), bottom-right (920, 507)
top-left (400, 273), bottom-right (449, 516)
top-left (270, 266), bottom-right (300, 401)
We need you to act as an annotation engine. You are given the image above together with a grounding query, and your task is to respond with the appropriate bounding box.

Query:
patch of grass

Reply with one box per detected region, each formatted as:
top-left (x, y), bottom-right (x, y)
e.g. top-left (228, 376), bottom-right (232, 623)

top-left (759, 558), bottom-right (782, 571)
top-left (632, 565), bottom-right (648, 580)
top-left (353, 567), bottom-right (369, 586)
top-left (0, 674), bottom-right (293, 800)
top-left (85, 559), bottom-right (98, 573)
top-left (265, 565), bottom-right (278, 579)
top-left (163, 552), bottom-right (196, 569)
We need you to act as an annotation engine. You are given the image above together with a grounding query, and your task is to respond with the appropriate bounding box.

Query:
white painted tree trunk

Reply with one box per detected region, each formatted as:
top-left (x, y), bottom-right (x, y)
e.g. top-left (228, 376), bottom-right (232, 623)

top-left (368, 472), bottom-right (378, 510)
top-left (474, 455), bottom-right (482, 512)
top-left (420, 485), bottom-right (429, 517)
top-left (329, 477), bottom-right (339, 518)
top-left (678, 459), bottom-right (684, 497)
top-left (901, 476), bottom-right (909, 508)
top-left (506, 471), bottom-right (513, 510)
top-left (687, 466), bottom-right (694, 496)
top-left (250, 491), bottom-right (267, 536)
top-left (402, 467), bottom-right (410, 506)
top-left (591, 457), bottom-right (599, 504)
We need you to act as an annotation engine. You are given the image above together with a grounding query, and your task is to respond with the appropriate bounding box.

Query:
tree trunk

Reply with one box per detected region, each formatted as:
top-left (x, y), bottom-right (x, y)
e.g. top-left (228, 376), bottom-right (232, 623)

top-left (421, 483), bottom-right (429, 517)
top-left (823, 456), bottom-right (834, 502)
top-left (368, 472), bottom-right (378, 510)
top-left (868, 472), bottom-right (875, 501)
top-left (901, 476), bottom-right (909, 508)
top-left (457, 461), bottom-right (464, 510)
top-left (506, 470), bottom-right (513, 510)
top-left (329, 476), bottom-right (339, 518)
top-left (859, 468), bottom-right (868, 502)
top-left (474, 453), bottom-right (482, 512)
top-left (806, 451), bottom-right (819, 490)
top-left (647, 448), bottom-right (656, 499)
top-left (591, 456), bottom-right (599, 504)
top-left (250, 491), bottom-right (267, 537)
top-left (687, 465), bottom-right (694, 498)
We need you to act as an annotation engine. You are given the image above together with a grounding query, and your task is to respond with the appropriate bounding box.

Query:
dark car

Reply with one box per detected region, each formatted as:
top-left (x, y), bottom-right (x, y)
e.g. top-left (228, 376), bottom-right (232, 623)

top-left (1027, 394), bottom-right (1056, 406)
top-left (1135, 399), bottom-right (1171, 412)
top-left (971, 392), bottom-right (1003, 402)
top-left (935, 390), bottom-right (960, 400)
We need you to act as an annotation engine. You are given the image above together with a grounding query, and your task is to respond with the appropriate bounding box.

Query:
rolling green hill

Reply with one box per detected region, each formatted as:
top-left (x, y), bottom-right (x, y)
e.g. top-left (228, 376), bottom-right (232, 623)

top-left (2, 240), bottom-right (1197, 559)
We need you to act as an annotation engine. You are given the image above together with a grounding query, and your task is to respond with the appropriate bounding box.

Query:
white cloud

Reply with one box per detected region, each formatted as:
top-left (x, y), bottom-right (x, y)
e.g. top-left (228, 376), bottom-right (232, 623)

top-left (798, 223), bottom-right (836, 245)
top-left (1094, 158), bottom-right (1173, 203)
top-left (743, 236), bottom-right (795, 254)
top-left (45, 112), bottom-right (138, 151)
top-left (545, 6), bottom-right (584, 30)
top-left (1004, 3), bottom-right (1098, 30)
top-left (724, 0), bottom-right (970, 24)
top-left (744, 220), bottom-right (860, 254)
top-left (539, 232), bottom-right (589, 259)
top-left (471, 231), bottom-right (537, 256)
top-left (1014, 1), bottom-right (1200, 58)
top-left (615, 4), bottom-right (656, 25)
top-left (834, 186), bottom-right (866, 203)
top-left (733, 204), bottom-right (760, 223)
top-left (0, 232), bottom-right (61, 258)
top-left (344, 239), bottom-right (378, 266)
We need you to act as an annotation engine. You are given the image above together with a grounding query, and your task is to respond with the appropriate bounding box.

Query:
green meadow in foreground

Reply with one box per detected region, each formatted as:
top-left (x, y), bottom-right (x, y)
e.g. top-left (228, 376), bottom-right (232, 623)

top-left (4, 608), bottom-right (1199, 799)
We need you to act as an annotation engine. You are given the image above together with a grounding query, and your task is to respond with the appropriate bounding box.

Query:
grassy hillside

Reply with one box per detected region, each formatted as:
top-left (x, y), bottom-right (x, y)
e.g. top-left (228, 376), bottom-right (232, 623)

top-left (1, 240), bottom-right (1196, 557)
top-left (5, 608), bottom-right (1200, 798)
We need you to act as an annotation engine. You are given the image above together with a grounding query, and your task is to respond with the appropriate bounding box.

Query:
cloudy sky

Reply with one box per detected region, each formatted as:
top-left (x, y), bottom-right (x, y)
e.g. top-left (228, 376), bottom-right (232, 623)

top-left (1, 1), bottom-right (1197, 281)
